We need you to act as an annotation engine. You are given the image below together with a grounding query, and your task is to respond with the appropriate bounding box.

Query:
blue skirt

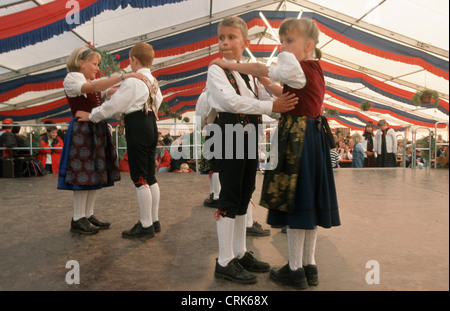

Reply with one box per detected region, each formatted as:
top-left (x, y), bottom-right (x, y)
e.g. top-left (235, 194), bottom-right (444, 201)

top-left (57, 117), bottom-right (120, 191)
top-left (266, 119), bottom-right (340, 229)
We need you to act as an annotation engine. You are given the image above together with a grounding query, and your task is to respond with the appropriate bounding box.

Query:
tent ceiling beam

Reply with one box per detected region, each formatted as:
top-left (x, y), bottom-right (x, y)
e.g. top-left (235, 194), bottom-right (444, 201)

top-left (0, 91), bottom-right (65, 111)
top-left (324, 97), bottom-right (411, 126)
top-left (326, 80), bottom-right (443, 122)
top-left (322, 52), bottom-right (449, 101)
top-left (98, 0), bottom-right (279, 52)
top-left (0, 0), bottom-right (31, 9)
top-left (0, 0), bottom-right (277, 83)
top-left (287, 0), bottom-right (449, 58)
top-left (0, 32), bottom-right (261, 110)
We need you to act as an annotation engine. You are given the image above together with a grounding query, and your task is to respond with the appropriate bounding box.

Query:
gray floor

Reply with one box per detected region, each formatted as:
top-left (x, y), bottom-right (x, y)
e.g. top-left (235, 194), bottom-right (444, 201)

top-left (0, 168), bottom-right (448, 291)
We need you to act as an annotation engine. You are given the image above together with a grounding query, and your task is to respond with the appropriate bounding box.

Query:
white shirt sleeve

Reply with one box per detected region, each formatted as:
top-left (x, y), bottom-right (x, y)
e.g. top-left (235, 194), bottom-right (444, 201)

top-left (389, 129), bottom-right (398, 153)
top-left (255, 78), bottom-right (280, 120)
top-left (155, 87), bottom-right (163, 113)
top-left (268, 52), bottom-right (306, 89)
top-left (207, 65), bottom-right (273, 115)
top-left (195, 90), bottom-right (211, 129)
top-left (63, 72), bottom-right (87, 98)
top-left (89, 78), bottom-right (149, 123)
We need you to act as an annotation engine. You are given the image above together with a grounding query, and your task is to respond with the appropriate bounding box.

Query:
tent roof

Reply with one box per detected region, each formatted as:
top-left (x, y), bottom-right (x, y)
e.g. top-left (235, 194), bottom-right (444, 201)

top-left (0, 0), bottom-right (448, 131)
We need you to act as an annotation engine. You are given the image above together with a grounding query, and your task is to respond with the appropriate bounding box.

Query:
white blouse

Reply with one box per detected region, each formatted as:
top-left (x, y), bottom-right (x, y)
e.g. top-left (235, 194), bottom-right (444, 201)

top-left (63, 72), bottom-right (108, 98)
top-left (268, 51), bottom-right (306, 89)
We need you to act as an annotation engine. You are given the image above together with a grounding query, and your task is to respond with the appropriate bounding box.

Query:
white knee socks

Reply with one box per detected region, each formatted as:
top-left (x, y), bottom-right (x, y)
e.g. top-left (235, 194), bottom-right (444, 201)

top-left (287, 228), bottom-right (306, 271)
top-left (216, 216), bottom-right (235, 267)
top-left (212, 172), bottom-right (220, 200)
top-left (303, 228), bottom-right (318, 266)
top-left (246, 200), bottom-right (254, 228)
top-left (73, 190), bottom-right (98, 221)
top-left (150, 183), bottom-right (160, 223)
top-left (85, 190), bottom-right (97, 218)
top-left (73, 190), bottom-right (88, 221)
top-left (233, 215), bottom-right (247, 259)
top-left (287, 227), bottom-right (318, 270)
top-left (136, 185), bottom-right (153, 228)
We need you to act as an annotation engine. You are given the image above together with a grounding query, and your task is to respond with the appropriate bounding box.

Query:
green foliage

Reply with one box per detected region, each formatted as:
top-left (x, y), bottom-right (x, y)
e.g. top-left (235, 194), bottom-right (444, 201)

top-left (325, 108), bottom-right (339, 116)
top-left (87, 43), bottom-right (123, 77)
top-left (159, 102), bottom-right (189, 122)
top-left (360, 100), bottom-right (372, 111)
top-left (412, 89), bottom-right (440, 108)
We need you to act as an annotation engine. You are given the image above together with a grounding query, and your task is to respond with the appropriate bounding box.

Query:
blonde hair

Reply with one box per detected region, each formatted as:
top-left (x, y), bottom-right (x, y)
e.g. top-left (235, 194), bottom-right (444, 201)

top-left (377, 119), bottom-right (388, 127)
top-left (218, 16), bottom-right (248, 40)
top-left (180, 163), bottom-right (189, 169)
top-left (129, 42), bottom-right (155, 68)
top-left (351, 133), bottom-right (363, 144)
top-left (66, 46), bottom-right (101, 72)
top-left (279, 18), bottom-right (322, 60)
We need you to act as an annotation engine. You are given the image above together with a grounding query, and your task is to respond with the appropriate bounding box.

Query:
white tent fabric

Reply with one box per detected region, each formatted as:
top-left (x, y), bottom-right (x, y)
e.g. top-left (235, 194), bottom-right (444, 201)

top-left (0, 0), bottom-right (448, 132)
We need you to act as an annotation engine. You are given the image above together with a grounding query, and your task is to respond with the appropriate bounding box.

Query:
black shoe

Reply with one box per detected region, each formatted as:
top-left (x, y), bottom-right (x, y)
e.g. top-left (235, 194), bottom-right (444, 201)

top-left (304, 265), bottom-right (319, 286)
top-left (203, 194), bottom-right (219, 208)
top-left (246, 221), bottom-right (270, 236)
top-left (237, 251), bottom-right (270, 273)
top-left (70, 217), bottom-right (100, 235)
top-left (122, 221), bottom-right (155, 239)
top-left (87, 215), bottom-right (110, 229)
top-left (270, 263), bottom-right (308, 290)
top-left (153, 221), bottom-right (161, 233)
top-left (214, 258), bottom-right (257, 284)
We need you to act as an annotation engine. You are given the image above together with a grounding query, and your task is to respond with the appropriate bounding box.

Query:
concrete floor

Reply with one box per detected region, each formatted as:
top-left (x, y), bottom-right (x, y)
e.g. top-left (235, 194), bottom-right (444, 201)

top-left (0, 168), bottom-right (448, 292)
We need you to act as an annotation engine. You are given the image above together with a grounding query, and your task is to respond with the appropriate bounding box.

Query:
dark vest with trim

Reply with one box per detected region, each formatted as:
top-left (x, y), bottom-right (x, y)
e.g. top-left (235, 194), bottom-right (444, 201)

top-left (282, 60), bottom-right (325, 117)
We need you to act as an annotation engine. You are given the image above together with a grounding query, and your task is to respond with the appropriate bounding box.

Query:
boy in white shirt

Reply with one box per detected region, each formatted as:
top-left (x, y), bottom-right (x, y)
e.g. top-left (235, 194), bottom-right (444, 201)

top-left (207, 16), bottom-right (298, 284)
top-left (76, 43), bottom-right (162, 238)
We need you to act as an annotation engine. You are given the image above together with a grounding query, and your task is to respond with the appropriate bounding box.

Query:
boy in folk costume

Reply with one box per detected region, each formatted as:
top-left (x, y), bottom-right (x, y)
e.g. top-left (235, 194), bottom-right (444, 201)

top-left (76, 42), bottom-right (163, 238)
top-left (206, 16), bottom-right (298, 284)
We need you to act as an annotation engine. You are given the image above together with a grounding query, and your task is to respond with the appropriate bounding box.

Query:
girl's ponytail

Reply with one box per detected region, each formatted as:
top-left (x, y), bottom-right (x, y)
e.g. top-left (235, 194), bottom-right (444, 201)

top-left (315, 47), bottom-right (322, 60)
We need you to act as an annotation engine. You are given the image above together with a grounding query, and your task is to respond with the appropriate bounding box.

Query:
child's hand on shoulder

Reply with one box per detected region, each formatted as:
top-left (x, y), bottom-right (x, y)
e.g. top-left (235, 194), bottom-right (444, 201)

top-left (126, 72), bottom-right (147, 81)
top-left (209, 58), bottom-right (228, 69)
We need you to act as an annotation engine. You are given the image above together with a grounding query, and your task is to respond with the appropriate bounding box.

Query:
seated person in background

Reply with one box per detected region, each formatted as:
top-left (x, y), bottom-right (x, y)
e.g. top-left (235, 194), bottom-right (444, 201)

top-left (337, 140), bottom-right (346, 160)
top-left (174, 162), bottom-right (193, 173)
top-left (437, 146), bottom-right (449, 167)
top-left (36, 125), bottom-right (64, 174)
top-left (404, 146), bottom-right (412, 168)
top-left (330, 144), bottom-right (340, 169)
top-left (156, 140), bottom-right (171, 173)
top-left (344, 141), bottom-right (353, 160)
top-left (0, 119), bottom-right (18, 158)
top-left (11, 123), bottom-right (31, 157)
top-left (350, 133), bottom-right (364, 168)
top-left (415, 150), bottom-right (425, 169)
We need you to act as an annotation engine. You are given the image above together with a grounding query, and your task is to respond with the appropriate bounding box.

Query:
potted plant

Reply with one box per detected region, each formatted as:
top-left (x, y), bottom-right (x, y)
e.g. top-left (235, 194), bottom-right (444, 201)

top-left (412, 89), bottom-right (440, 108)
top-left (326, 108), bottom-right (339, 116)
top-left (360, 100), bottom-right (372, 111)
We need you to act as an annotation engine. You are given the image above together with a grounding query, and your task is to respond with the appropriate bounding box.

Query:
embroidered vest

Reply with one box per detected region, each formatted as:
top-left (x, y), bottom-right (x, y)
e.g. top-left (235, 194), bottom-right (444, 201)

top-left (118, 76), bottom-right (159, 136)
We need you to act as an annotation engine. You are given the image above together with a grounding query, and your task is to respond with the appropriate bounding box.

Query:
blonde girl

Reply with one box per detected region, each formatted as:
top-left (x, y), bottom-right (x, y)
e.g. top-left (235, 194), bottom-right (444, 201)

top-left (211, 18), bottom-right (340, 289)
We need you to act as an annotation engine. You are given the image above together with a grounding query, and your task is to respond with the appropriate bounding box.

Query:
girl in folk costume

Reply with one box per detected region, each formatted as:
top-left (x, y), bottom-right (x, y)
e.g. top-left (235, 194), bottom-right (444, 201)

top-left (374, 119), bottom-right (397, 167)
top-left (362, 121), bottom-right (376, 167)
top-left (213, 18), bottom-right (340, 289)
top-left (60, 46), bottom-right (144, 235)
